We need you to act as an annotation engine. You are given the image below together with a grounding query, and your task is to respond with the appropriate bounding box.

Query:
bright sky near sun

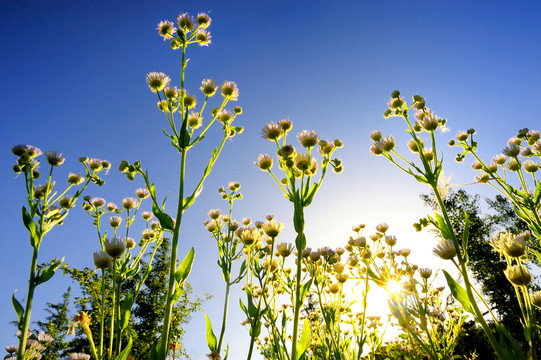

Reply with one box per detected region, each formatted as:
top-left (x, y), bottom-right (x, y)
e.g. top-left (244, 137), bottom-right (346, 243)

top-left (2, 1), bottom-right (541, 359)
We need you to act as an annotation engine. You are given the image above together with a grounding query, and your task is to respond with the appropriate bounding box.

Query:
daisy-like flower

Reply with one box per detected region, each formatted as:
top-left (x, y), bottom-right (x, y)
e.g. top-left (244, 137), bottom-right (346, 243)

top-left (531, 291), bottom-right (541, 308)
top-left (197, 12), bottom-right (212, 28)
top-left (297, 130), bottom-right (319, 148)
top-left (264, 258), bottom-right (279, 273)
top-left (208, 209), bottom-right (221, 220)
top-left (188, 112), bottom-right (203, 129)
top-left (104, 236), bottom-right (125, 258)
top-left (238, 227), bottom-right (261, 247)
top-left (262, 220), bottom-right (284, 238)
top-left (387, 96), bottom-right (404, 110)
top-left (492, 154), bottom-right (506, 165)
top-left (502, 144), bottom-right (520, 157)
top-left (506, 158), bottom-right (521, 172)
top-left (505, 265), bottom-right (532, 286)
top-left (146, 72), bottom-right (171, 93)
top-left (45, 151), bottom-right (65, 166)
top-left (385, 235), bottom-right (397, 246)
top-left (91, 197), bottom-right (106, 208)
top-left (122, 197), bottom-right (139, 210)
top-left (369, 142), bottom-right (384, 156)
top-left (12, 144), bottom-right (42, 157)
top-left (68, 172), bottom-right (84, 185)
top-left (420, 111), bottom-right (440, 132)
top-left (59, 196), bottom-right (73, 209)
top-left (218, 109), bottom-right (233, 125)
top-left (381, 136), bottom-right (396, 152)
top-left (5, 345), bottom-right (17, 354)
top-left (109, 216), bottom-right (122, 228)
top-left (142, 211), bottom-right (153, 220)
top-left (93, 250), bottom-right (112, 269)
top-left (64, 353), bottom-right (91, 360)
top-left (157, 20), bottom-right (176, 40)
top-left (256, 154), bottom-right (273, 171)
top-left (221, 81), bottom-right (239, 101)
top-left (107, 202), bottom-right (118, 211)
top-left (418, 267), bottom-right (432, 279)
top-left (456, 130), bottom-right (468, 142)
top-left (34, 182), bottom-right (54, 199)
top-left (370, 130), bottom-right (382, 142)
top-left (294, 152), bottom-right (316, 173)
top-left (163, 86), bottom-right (179, 99)
top-left (199, 78), bottom-right (219, 97)
top-left (279, 118), bottom-right (293, 132)
top-left (523, 160), bottom-right (539, 173)
top-left (177, 13), bottom-right (195, 32)
top-left (182, 91), bottom-right (196, 109)
top-left (276, 242), bottom-right (293, 257)
top-left (195, 29), bottom-right (211, 46)
top-left (397, 248), bottom-right (411, 257)
top-left (376, 223), bottom-right (389, 233)
top-left (278, 144), bottom-right (296, 158)
top-left (491, 232), bottom-right (528, 257)
top-left (432, 239), bottom-right (457, 260)
top-left (88, 158), bottom-right (103, 171)
top-left (261, 122), bottom-right (283, 141)
top-left (126, 237), bottom-right (136, 249)
top-left (135, 188), bottom-right (150, 199)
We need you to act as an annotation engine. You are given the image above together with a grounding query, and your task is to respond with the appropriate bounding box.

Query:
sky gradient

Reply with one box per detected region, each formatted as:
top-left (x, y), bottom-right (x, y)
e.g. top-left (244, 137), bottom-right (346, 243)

top-left (2, 1), bottom-right (541, 359)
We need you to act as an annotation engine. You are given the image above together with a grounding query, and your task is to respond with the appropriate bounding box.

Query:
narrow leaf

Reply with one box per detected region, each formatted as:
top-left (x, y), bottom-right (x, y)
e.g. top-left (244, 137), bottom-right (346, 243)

top-left (174, 247), bottom-right (195, 285)
top-left (120, 292), bottom-right (134, 330)
top-left (12, 291), bottom-right (24, 327)
top-left (443, 270), bottom-right (473, 314)
top-left (114, 337), bottom-right (133, 360)
top-left (297, 319), bottom-right (311, 359)
top-left (22, 206), bottom-right (39, 247)
top-left (205, 313), bottom-right (217, 351)
top-left (35, 258), bottom-right (64, 286)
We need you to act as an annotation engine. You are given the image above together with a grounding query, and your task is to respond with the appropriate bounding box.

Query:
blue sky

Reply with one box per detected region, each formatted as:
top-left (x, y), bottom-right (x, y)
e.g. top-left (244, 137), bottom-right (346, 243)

top-left (2, 0), bottom-right (541, 359)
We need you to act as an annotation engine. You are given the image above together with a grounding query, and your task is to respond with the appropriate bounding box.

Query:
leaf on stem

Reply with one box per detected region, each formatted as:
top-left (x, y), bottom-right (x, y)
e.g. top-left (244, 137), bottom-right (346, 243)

top-left (443, 270), bottom-right (473, 314)
top-left (174, 247), bottom-right (195, 286)
top-left (22, 206), bottom-right (40, 247)
top-left (120, 291), bottom-right (134, 330)
top-left (297, 319), bottom-right (311, 359)
top-left (12, 291), bottom-right (24, 329)
top-left (205, 313), bottom-right (217, 351)
top-left (114, 337), bottom-right (133, 360)
top-left (35, 257), bottom-right (64, 286)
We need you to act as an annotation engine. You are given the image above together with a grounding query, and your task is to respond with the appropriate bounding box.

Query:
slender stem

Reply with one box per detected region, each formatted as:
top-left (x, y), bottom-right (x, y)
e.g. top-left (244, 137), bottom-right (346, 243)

top-left (17, 244), bottom-right (40, 360)
top-left (99, 269), bottom-right (106, 360)
top-left (290, 229), bottom-right (304, 360)
top-left (217, 281), bottom-right (231, 353)
top-left (159, 149), bottom-right (186, 360)
top-left (108, 260), bottom-right (116, 360)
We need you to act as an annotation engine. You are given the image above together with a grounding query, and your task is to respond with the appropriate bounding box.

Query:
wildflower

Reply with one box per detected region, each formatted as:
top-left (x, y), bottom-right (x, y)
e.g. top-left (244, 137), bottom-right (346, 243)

top-left (531, 291), bottom-right (541, 308)
top-left (387, 96), bottom-right (404, 110)
top-left (109, 216), bottom-right (122, 228)
top-left (135, 188), bottom-right (150, 199)
top-left (45, 151), bottom-right (65, 166)
top-left (276, 242), bottom-right (293, 257)
top-left (157, 20), bottom-right (176, 40)
top-left (197, 12), bottom-right (211, 28)
top-left (5, 345), bottom-right (17, 354)
top-left (163, 86), bottom-right (179, 99)
top-left (328, 283), bottom-right (341, 294)
top-left (59, 196), bottom-right (73, 209)
top-left (261, 122), bottom-right (283, 141)
top-left (122, 197), bottom-right (139, 210)
top-left (295, 152), bottom-right (311, 171)
top-left (471, 161), bottom-right (482, 170)
top-left (182, 91), bottom-right (196, 109)
top-left (432, 239), bottom-right (456, 260)
top-left (64, 353), bottom-right (91, 360)
top-left (107, 202), bottom-right (118, 211)
top-left (418, 267), bottom-right (432, 279)
top-left (491, 232), bottom-right (528, 257)
top-left (474, 173), bottom-right (490, 183)
top-left (146, 72), bottom-right (171, 93)
top-left (485, 162), bottom-right (498, 173)
top-left (297, 130), bottom-right (319, 148)
top-left (142, 228), bottom-right (155, 240)
top-left (195, 29), bottom-right (211, 46)
top-left (221, 81), bottom-right (239, 101)
top-left (218, 109), bottom-right (233, 124)
top-left (381, 136), bottom-right (396, 152)
top-left (456, 130), bottom-right (468, 142)
top-left (397, 248), bottom-right (410, 257)
top-left (369, 142), bottom-right (384, 155)
top-left (505, 265), bottom-right (532, 286)
top-left (88, 158), bottom-right (103, 171)
top-left (528, 130), bottom-right (541, 144)
top-left (493, 154), bottom-right (506, 165)
top-left (208, 209), bottom-right (221, 220)
top-left (177, 13), bottom-right (195, 32)
top-left (238, 227), bottom-right (261, 246)
top-left (228, 181), bottom-right (240, 191)
top-left (186, 112), bottom-right (203, 129)
top-left (151, 221), bottom-right (161, 231)
top-left (104, 236), bottom-right (125, 258)
top-left (278, 144), bottom-right (296, 158)
top-left (420, 111), bottom-right (440, 131)
top-left (256, 154), bottom-right (273, 171)
top-left (126, 237), bottom-right (136, 249)
top-left (90, 197), bottom-right (106, 208)
top-left (34, 182), bottom-right (54, 199)
top-left (262, 220), bottom-right (284, 238)
top-left (200, 79), bottom-right (219, 97)
top-left (264, 258), bottom-right (279, 273)
top-left (376, 223), bottom-right (389, 233)
top-left (506, 158), bottom-right (521, 172)
top-left (521, 147), bottom-right (532, 157)
top-left (523, 160), bottom-right (539, 173)
top-left (93, 251), bottom-right (112, 269)
top-left (385, 235), bottom-right (397, 246)
top-left (12, 144), bottom-right (42, 157)
top-left (407, 138), bottom-right (424, 153)
top-left (502, 144), bottom-right (520, 157)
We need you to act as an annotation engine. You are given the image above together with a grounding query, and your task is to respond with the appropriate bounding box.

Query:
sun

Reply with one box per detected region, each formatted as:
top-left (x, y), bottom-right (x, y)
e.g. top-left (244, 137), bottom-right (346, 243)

top-left (385, 279), bottom-right (403, 296)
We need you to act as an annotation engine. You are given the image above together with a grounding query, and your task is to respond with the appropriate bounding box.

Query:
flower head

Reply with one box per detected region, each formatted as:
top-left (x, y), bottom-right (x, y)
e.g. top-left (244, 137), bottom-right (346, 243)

top-left (505, 265), bottom-right (532, 286)
top-left (262, 220), bottom-right (284, 238)
top-left (188, 112), bottom-right (203, 129)
top-left (195, 29), bottom-right (211, 46)
top-left (135, 188), bottom-right (150, 199)
top-left (109, 216), bottom-right (122, 228)
top-left (261, 122), bottom-right (283, 141)
top-left (122, 197), bottom-right (139, 210)
top-left (432, 239), bottom-right (456, 260)
top-left (177, 13), bottom-right (195, 32)
top-left (45, 151), bottom-right (65, 166)
top-left (238, 227), bottom-right (261, 247)
top-left (104, 236), bottom-right (125, 258)
top-left (12, 144), bottom-right (42, 157)
top-left (146, 72), bottom-right (171, 93)
top-left (256, 154), bottom-right (273, 171)
top-left (90, 197), bottom-right (106, 208)
top-left (197, 13), bottom-right (212, 28)
top-left (157, 20), bottom-right (176, 40)
top-left (221, 81), bottom-right (239, 101)
top-left (68, 172), bottom-right (84, 185)
top-left (297, 130), bottom-right (319, 148)
top-left (200, 79), bottom-right (219, 97)
top-left (93, 251), bottom-right (112, 269)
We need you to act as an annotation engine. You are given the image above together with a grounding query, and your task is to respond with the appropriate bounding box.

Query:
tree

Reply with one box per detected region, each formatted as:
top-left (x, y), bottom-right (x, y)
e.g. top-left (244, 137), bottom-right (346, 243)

top-left (421, 189), bottom-right (534, 355)
top-left (35, 287), bottom-right (72, 360)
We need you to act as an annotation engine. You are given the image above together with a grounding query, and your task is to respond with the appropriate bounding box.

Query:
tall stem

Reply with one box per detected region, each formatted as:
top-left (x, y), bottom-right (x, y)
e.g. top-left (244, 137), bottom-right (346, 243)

top-left (17, 244), bottom-right (40, 360)
top-left (290, 228), bottom-right (304, 359)
top-left (159, 149), bottom-right (186, 359)
top-left (99, 269), bottom-right (106, 359)
top-left (108, 260), bottom-right (117, 360)
top-left (217, 281), bottom-right (231, 353)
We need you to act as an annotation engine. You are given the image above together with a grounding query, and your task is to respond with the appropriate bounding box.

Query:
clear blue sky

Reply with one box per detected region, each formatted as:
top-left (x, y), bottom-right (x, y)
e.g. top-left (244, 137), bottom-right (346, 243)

top-left (2, 1), bottom-right (540, 359)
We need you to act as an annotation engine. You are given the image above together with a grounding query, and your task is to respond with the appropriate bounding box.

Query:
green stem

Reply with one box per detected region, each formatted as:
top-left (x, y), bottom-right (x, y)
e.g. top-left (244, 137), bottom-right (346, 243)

top-left (158, 149), bottom-right (186, 360)
top-left (99, 269), bottom-right (106, 360)
top-left (217, 281), bottom-right (231, 353)
top-left (290, 232), bottom-right (304, 360)
top-left (108, 260), bottom-right (116, 360)
top-left (17, 244), bottom-right (40, 360)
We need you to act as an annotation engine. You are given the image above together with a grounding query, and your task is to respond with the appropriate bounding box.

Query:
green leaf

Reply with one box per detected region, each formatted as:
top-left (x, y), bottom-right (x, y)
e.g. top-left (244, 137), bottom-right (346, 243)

top-left (462, 213), bottom-right (470, 264)
top-left (174, 248), bottom-right (195, 286)
top-left (22, 206), bottom-right (40, 247)
top-left (120, 292), bottom-right (134, 330)
top-left (205, 313), bottom-right (217, 351)
top-left (297, 319), bottom-right (311, 359)
top-left (152, 202), bottom-right (174, 231)
top-left (299, 278), bottom-right (313, 303)
top-left (35, 258), bottom-right (64, 286)
top-left (434, 212), bottom-right (452, 240)
top-left (443, 270), bottom-right (473, 314)
top-left (114, 337), bottom-right (133, 360)
top-left (239, 298), bottom-right (247, 315)
top-left (534, 182), bottom-right (541, 206)
top-left (12, 291), bottom-right (24, 329)
top-left (171, 282), bottom-right (185, 303)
